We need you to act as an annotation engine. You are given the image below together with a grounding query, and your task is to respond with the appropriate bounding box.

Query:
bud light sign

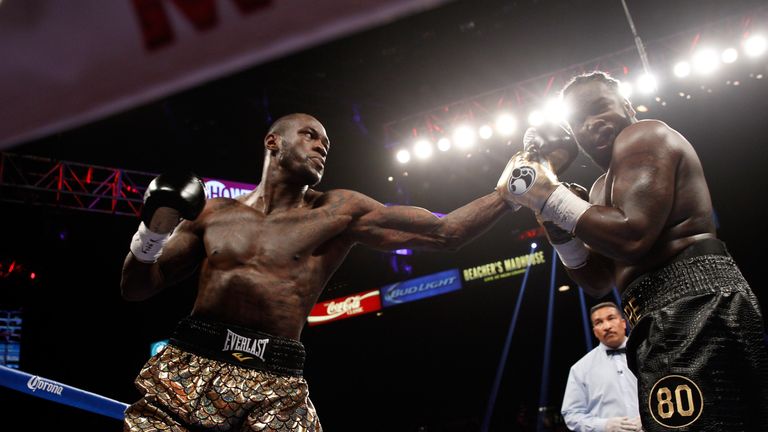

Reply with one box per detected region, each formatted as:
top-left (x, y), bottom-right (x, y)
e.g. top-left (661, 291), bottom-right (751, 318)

top-left (203, 178), bottom-right (256, 199)
top-left (381, 269), bottom-right (462, 307)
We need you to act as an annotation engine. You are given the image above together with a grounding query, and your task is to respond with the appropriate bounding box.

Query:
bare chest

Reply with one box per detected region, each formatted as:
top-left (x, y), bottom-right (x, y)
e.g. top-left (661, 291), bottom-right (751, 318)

top-left (202, 207), bottom-right (352, 266)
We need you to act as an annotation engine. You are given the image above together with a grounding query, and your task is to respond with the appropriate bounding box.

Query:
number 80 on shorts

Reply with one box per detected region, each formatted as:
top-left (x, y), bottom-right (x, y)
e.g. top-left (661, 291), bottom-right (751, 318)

top-left (648, 374), bottom-right (704, 428)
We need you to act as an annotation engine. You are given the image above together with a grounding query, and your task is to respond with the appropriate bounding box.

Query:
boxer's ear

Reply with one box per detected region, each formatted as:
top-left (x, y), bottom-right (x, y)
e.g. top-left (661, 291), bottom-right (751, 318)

top-left (265, 133), bottom-right (281, 153)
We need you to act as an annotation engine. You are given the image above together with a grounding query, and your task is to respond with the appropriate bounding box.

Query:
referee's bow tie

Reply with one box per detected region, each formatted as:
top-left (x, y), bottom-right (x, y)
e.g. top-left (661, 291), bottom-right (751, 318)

top-left (606, 347), bottom-right (626, 356)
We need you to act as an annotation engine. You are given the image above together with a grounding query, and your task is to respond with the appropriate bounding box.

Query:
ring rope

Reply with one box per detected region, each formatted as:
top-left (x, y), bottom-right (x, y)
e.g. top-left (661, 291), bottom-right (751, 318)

top-left (0, 365), bottom-right (129, 420)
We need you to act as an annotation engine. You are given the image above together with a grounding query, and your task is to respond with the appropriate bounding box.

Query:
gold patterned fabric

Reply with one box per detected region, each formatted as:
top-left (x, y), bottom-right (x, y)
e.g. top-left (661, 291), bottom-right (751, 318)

top-left (124, 345), bottom-right (322, 431)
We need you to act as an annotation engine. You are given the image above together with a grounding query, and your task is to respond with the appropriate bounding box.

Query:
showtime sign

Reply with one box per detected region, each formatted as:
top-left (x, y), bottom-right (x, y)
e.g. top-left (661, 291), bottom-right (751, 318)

top-left (203, 178), bottom-right (256, 199)
top-left (308, 290), bottom-right (381, 326)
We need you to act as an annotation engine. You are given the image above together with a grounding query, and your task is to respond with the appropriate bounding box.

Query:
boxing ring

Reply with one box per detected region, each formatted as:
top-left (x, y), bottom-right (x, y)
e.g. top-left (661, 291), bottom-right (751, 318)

top-left (0, 364), bottom-right (129, 420)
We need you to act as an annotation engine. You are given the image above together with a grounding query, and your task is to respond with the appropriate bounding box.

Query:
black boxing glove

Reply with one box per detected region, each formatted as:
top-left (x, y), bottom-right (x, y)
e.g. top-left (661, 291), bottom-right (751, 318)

top-left (540, 219), bottom-right (589, 269)
top-left (141, 172), bottom-right (206, 228)
top-left (523, 124), bottom-right (579, 175)
top-left (130, 172), bottom-right (206, 263)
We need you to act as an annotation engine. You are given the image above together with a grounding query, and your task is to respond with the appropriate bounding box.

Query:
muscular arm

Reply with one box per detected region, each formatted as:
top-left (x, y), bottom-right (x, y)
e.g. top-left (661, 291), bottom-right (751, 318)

top-left (565, 252), bottom-right (616, 298)
top-left (564, 122), bottom-right (681, 295)
top-left (342, 190), bottom-right (509, 251)
top-left (575, 121), bottom-right (680, 261)
top-left (120, 219), bottom-right (205, 301)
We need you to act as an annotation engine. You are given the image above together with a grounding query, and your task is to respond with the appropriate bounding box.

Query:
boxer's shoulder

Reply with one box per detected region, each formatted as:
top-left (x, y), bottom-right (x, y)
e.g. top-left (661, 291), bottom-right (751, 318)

top-left (315, 189), bottom-right (372, 206)
top-left (189, 198), bottom-right (250, 226)
top-left (617, 120), bottom-right (676, 146)
top-left (311, 189), bottom-right (385, 220)
top-left (613, 119), bottom-right (684, 161)
top-left (629, 118), bottom-right (670, 130)
top-left (203, 197), bottom-right (241, 212)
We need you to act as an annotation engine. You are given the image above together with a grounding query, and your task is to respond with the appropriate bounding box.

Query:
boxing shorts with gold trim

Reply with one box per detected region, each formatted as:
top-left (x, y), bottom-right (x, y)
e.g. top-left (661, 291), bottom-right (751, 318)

top-left (124, 317), bottom-right (322, 431)
top-left (621, 238), bottom-right (768, 431)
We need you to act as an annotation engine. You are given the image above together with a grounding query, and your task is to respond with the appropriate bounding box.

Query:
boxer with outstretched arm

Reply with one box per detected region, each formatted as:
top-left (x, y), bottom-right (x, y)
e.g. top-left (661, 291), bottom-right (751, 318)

top-left (497, 71), bottom-right (768, 431)
top-left (121, 113), bottom-right (510, 432)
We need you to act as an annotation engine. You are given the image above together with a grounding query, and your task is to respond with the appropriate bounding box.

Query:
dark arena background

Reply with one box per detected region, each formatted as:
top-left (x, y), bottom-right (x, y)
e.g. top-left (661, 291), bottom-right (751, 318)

top-left (1, 0), bottom-right (767, 431)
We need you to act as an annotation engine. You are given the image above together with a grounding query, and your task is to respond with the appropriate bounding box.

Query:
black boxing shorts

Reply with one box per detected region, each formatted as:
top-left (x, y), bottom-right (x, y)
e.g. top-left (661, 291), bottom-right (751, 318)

top-left (124, 317), bottom-right (322, 431)
top-left (621, 238), bottom-right (768, 431)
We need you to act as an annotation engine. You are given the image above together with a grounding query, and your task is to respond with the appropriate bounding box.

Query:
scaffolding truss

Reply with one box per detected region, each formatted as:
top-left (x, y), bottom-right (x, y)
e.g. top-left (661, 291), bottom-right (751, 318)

top-left (0, 152), bottom-right (156, 217)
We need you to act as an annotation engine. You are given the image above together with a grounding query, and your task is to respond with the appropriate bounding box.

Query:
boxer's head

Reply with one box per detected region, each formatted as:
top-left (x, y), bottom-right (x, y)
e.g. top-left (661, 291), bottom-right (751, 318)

top-left (561, 72), bottom-right (637, 169)
top-left (590, 301), bottom-right (627, 348)
top-left (265, 113), bottom-right (330, 186)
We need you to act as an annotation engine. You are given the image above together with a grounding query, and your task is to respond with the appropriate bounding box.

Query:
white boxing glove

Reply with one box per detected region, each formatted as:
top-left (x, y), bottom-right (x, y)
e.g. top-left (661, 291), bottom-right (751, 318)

top-left (522, 125), bottom-right (579, 175)
top-left (496, 150), bottom-right (559, 212)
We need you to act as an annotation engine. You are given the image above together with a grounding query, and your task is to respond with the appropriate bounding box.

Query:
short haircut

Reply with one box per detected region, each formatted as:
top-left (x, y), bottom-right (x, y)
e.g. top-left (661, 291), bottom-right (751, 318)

top-left (589, 301), bottom-right (623, 322)
top-left (264, 113), bottom-right (313, 157)
top-left (267, 113), bottom-right (304, 137)
top-left (561, 71), bottom-right (622, 99)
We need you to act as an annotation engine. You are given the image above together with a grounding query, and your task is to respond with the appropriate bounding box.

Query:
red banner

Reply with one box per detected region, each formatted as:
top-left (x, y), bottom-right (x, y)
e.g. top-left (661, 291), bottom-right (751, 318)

top-left (0, 0), bottom-right (450, 149)
top-left (308, 290), bottom-right (381, 326)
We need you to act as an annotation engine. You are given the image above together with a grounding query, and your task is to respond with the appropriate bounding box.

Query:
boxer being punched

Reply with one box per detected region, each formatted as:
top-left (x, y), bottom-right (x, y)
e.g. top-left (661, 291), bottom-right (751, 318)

top-left (121, 113), bottom-right (511, 431)
top-left (497, 71), bottom-right (768, 431)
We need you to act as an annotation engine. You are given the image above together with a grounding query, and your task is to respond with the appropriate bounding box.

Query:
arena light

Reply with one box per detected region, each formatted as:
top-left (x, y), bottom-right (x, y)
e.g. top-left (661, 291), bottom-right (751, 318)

top-left (478, 124), bottom-right (494, 140)
top-left (437, 137), bottom-right (451, 152)
top-left (673, 61), bottom-right (691, 78)
top-left (618, 81), bottom-right (633, 98)
top-left (543, 98), bottom-right (568, 123)
top-left (636, 73), bottom-right (658, 94)
top-left (495, 113), bottom-right (517, 136)
top-left (396, 149), bottom-right (411, 164)
top-left (413, 139), bottom-right (433, 159)
top-left (527, 110), bottom-right (545, 127)
top-left (453, 125), bottom-right (476, 149)
top-left (721, 47), bottom-right (738, 64)
top-left (744, 35), bottom-right (767, 57)
top-left (692, 48), bottom-right (719, 74)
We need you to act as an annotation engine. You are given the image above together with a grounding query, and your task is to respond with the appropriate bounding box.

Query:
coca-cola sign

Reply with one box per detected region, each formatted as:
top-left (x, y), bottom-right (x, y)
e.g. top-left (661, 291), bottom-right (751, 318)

top-left (308, 290), bottom-right (381, 326)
